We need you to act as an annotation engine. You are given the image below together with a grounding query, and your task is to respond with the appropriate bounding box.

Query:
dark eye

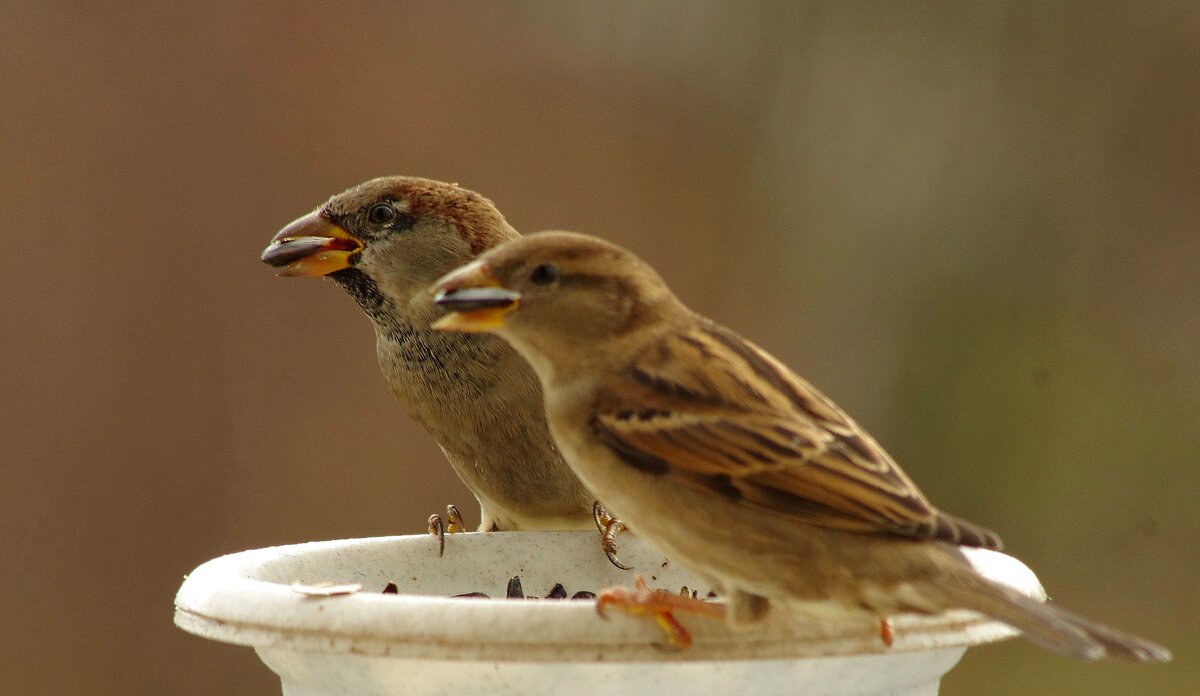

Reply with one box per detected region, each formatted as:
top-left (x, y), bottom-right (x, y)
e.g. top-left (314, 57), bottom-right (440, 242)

top-left (368, 203), bottom-right (396, 225)
top-left (530, 263), bottom-right (558, 285)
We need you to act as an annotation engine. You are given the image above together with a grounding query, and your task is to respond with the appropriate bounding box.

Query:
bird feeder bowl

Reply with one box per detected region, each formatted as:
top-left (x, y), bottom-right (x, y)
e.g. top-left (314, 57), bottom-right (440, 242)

top-left (174, 531), bottom-right (1042, 695)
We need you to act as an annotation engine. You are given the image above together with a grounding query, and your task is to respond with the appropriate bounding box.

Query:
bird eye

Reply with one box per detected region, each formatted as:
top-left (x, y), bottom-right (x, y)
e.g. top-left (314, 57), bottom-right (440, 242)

top-left (530, 263), bottom-right (558, 285)
top-left (368, 203), bottom-right (396, 225)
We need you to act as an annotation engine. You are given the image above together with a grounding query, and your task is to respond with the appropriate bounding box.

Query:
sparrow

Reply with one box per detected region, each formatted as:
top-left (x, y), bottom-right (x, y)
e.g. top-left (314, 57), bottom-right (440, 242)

top-left (260, 177), bottom-right (595, 533)
top-left (430, 230), bottom-right (1172, 662)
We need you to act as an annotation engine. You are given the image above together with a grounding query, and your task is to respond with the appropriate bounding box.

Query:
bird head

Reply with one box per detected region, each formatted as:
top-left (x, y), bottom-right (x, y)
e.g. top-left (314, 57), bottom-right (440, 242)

top-left (430, 232), bottom-right (684, 370)
top-left (262, 176), bottom-right (516, 324)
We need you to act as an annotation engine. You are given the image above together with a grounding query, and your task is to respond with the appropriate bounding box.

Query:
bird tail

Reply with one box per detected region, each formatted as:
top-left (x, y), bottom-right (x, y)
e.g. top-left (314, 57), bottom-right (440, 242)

top-left (936, 574), bottom-right (1172, 663)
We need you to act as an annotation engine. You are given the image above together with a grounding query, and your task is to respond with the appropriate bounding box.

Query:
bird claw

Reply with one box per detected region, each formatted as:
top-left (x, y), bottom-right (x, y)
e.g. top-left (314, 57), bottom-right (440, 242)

top-left (595, 576), bottom-right (726, 649)
top-left (879, 617), bottom-right (895, 647)
top-left (427, 504), bottom-right (467, 557)
top-left (593, 501), bottom-right (632, 570)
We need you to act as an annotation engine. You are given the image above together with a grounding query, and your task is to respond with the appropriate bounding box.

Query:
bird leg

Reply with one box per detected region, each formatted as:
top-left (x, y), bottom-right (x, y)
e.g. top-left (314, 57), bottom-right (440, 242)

top-left (593, 501), bottom-right (632, 570)
top-left (879, 617), bottom-right (895, 647)
top-left (596, 576), bottom-right (726, 648)
top-left (427, 505), bottom-right (467, 557)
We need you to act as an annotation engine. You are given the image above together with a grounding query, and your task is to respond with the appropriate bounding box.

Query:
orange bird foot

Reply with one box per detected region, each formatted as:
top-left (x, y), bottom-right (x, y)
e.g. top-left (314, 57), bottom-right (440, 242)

top-left (879, 617), bottom-right (895, 647)
top-left (596, 576), bottom-right (726, 648)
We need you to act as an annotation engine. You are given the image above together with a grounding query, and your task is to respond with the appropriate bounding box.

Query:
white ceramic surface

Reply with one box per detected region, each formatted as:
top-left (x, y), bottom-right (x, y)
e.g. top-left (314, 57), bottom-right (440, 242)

top-left (175, 531), bottom-right (1043, 696)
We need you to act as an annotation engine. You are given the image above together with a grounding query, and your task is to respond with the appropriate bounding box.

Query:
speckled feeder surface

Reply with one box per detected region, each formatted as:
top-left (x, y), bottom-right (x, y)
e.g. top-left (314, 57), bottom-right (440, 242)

top-left (174, 531), bottom-right (1043, 696)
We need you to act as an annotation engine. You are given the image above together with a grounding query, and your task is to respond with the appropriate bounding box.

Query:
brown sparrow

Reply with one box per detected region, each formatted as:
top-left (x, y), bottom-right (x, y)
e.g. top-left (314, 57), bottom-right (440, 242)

top-left (261, 178), bottom-right (594, 533)
top-left (430, 230), bottom-right (1171, 662)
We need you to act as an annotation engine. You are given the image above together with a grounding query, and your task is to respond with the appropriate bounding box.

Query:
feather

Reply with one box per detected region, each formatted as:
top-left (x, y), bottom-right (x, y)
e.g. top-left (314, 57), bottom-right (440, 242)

top-left (594, 323), bottom-right (1003, 549)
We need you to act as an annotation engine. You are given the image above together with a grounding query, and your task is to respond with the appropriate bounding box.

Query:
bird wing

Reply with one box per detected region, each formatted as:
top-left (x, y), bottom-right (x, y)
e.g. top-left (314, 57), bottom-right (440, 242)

top-left (592, 322), bottom-right (1001, 549)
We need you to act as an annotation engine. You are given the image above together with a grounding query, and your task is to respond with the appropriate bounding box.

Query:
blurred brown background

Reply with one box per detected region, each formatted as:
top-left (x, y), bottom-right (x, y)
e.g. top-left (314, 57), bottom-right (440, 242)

top-left (1, 2), bottom-right (1196, 694)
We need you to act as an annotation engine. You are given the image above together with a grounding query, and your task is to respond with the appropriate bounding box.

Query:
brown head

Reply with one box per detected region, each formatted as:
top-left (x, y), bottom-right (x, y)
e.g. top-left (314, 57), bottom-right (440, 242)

top-left (430, 231), bottom-right (687, 379)
top-left (262, 176), bottom-right (516, 327)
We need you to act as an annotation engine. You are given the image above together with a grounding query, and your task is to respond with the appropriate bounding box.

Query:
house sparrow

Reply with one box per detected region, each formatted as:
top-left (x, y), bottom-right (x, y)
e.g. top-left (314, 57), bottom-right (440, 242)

top-left (430, 231), bottom-right (1172, 662)
top-left (260, 177), bottom-right (595, 534)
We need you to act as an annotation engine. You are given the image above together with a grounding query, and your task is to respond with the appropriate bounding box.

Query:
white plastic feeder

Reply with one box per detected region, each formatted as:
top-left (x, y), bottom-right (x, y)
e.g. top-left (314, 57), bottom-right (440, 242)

top-left (174, 531), bottom-right (1043, 696)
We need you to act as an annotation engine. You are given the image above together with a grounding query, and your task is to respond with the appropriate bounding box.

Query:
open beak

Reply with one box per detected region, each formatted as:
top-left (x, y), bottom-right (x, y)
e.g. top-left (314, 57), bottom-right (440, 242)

top-left (430, 261), bottom-right (521, 333)
top-left (261, 211), bottom-right (363, 277)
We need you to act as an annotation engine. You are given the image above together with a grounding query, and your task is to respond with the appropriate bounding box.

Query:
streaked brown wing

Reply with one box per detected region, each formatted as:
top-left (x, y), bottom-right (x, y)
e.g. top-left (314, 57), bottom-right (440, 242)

top-left (592, 323), bottom-right (1001, 549)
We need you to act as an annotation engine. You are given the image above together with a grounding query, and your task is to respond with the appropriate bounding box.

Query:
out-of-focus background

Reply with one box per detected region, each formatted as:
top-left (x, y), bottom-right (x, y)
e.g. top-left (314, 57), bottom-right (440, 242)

top-left (1, 2), bottom-right (1196, 694)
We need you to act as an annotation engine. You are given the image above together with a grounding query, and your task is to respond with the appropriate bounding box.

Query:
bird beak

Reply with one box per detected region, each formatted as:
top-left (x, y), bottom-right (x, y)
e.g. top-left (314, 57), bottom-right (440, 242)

top-left (430, 261), bottom-right (521, 333)
top-left (261, 211), bottom-right (364, 277)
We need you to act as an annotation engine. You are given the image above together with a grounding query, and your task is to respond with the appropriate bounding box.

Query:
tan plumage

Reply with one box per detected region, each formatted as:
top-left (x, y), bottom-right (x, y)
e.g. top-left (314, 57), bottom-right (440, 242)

top-left (592, 324), bottom-right (1001, 549)
top-left (430, 230), bottom-right (1171, 662)
top-left (262, 178), bottom-right (594, 531)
